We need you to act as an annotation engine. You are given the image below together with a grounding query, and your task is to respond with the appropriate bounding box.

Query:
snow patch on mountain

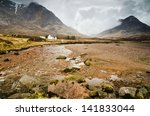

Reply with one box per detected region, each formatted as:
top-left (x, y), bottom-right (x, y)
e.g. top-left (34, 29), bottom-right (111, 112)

top-left (15, 3), bottom-right (18, 14)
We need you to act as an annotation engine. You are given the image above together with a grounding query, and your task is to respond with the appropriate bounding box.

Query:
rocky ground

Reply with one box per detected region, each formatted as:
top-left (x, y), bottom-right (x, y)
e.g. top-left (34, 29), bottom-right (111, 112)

top-left (0, 41), bottom-right (150, 99)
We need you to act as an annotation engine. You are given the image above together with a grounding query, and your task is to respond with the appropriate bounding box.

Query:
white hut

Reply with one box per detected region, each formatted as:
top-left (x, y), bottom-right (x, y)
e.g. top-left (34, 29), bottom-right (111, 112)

top-left (47, 35), bottom-right (57, 40)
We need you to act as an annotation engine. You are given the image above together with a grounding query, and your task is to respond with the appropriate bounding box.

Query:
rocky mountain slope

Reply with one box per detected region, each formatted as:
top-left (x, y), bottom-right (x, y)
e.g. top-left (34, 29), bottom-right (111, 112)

top-left (0, 0), bottom-right (81, 36)
top-left (98, 16), bottom-right (150, 38)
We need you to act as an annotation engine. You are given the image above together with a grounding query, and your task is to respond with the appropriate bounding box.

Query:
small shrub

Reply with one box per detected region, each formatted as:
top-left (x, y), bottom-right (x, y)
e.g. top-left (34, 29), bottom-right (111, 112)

top-left (0, 50), bottom-right (7, 55)
top-left (50, 80), bottom-right (59, 85)
top-left (31, 92), bottom-right (48, 99)
top-left (63, 67), bottom-right (80, 73)
top-left (14, 52), bottom-right (19, 55)
top-left (100, 83), bottom-right (114, 93)
top-left (66, 75), bottom-right (85, 83)
top-left (28, 37), bottom-right (46, 42)
top-left (84, 59), bottom-right (92, 66)
top-left (4, 58), bottom-right (10, 62)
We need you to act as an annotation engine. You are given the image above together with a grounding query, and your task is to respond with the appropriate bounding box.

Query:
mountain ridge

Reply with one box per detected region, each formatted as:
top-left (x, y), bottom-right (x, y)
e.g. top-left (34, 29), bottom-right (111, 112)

top-left (97, 15), bottom-right (150, 38)
top-left (0, 0), bottom-right (82, 36)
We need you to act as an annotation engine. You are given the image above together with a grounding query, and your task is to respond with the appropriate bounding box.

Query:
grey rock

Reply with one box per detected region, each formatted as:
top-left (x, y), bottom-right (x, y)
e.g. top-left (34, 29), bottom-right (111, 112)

top-left (11, 80), bottom-right (30, 93)
top-left (19, 74), bottom-right (39, 88)
top-left (8, 93), bottom-right (32, 99)
top-left (136, 91), bottom-right (144, 99)
top-left (0, 77), bottom-right (5, 85)
top-left (119, 87), bottom-right (137, 98)
top-left (86, 78), bottom-right (109, 87)
top-left (138, 87), bottom-right (148, 98)
top-left (11, 81), bottom-right (22, 91)
top-left (108, 75), bottom-right (122, 81)
top-left (10, 74), bottom-right (40, 94)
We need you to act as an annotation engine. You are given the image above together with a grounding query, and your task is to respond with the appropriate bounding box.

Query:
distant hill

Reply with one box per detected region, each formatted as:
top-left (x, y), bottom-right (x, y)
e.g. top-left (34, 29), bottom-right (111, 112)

top-left (97, 16), bottom-right (150, 38)
top-left (0, 0), bottom-right (82, 36)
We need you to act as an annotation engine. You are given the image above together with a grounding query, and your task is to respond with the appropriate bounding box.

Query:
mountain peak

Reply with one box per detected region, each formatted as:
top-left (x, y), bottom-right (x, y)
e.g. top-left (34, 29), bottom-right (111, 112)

top-left (98, 15), bottom-right (150, 37)
top-left (28, 2), bottom-right (40, 7)
top-left (0, 0), bottom-right (82, 36)
top-left (27, 2), bottom-right (44, 11)
top-left (119, 15), bottom-right (139, 24)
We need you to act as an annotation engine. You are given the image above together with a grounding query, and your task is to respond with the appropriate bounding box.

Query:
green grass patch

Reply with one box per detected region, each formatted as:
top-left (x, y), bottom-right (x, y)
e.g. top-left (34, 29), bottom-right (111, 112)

top-left (65, 75), bottom-right (85, 83)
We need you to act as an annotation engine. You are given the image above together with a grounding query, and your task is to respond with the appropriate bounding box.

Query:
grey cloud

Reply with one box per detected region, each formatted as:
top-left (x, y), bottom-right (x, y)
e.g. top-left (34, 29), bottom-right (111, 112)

top-left (120, 0), bottom-right (136, 15)
top-left (138, 0), bottom-right (150, 12)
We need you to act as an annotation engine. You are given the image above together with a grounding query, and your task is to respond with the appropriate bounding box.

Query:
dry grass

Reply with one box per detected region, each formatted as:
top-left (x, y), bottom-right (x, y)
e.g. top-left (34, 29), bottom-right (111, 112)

top-left (0, 35), bottom-right (48, 53)
top-left (0, 34), bottom-right (116, 54)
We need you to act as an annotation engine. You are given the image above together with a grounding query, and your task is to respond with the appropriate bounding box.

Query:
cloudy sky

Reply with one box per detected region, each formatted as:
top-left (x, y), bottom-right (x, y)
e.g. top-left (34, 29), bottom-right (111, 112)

top-left (12, 0), bottom-right (150, 35)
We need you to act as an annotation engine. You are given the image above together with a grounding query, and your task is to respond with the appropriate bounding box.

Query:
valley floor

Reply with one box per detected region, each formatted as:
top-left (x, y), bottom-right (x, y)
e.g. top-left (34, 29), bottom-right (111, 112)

top-left (0, 41), bottom-right (150, 99)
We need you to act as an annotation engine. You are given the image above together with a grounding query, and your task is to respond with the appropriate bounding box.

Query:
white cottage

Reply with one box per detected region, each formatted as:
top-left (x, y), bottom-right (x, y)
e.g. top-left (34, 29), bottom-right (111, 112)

top-left (47, 35), bottom-right (57, 40)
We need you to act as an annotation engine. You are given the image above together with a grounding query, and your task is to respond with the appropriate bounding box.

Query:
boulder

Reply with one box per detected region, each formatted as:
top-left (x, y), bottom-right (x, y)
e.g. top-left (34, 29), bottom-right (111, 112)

top-left (11, 81), bottom-right (30, 93)
top-left (139, 87), bottom-right (148, 97)
top-left (32, 84), bottom-right (48, 94)
top-left (74, 56), bottom-right (82, 63)
top-left (19, 74), bottom-right (40, 88)
top-left (0, 77), bottom-right (5, 85)
top-left (11, 75), bottom-right (44, 94)
top-left (0, 90), bottom-right (16, 99)
top-left (86, 78), bottom-right (110, 90)
top-left (48, 81), bottom-right (88, 99)
top-left (136, 87), bottom-right (149, 99)
top-left (119, 87), bottom-right (137, 98)
top-left (136, 91), bottom-right (144, 99)
top-left (108, 75), bottom-right (122, 81)
top-left (8, 93), bottom-right (32, 99)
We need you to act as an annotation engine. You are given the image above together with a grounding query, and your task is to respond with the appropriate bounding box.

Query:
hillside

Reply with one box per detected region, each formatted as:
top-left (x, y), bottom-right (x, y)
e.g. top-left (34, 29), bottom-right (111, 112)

top-left (0, 0), bottom-right (82, 36)
top-left (98, 16), bottom-right (150, 38)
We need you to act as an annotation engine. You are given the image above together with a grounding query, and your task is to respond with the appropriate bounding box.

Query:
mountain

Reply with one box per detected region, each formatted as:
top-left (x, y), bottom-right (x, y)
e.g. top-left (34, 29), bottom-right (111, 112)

top-left (0, 0), bottom-right (82, 36)
top-left (97, 16), bottom-right (150, 38)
